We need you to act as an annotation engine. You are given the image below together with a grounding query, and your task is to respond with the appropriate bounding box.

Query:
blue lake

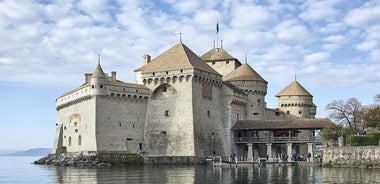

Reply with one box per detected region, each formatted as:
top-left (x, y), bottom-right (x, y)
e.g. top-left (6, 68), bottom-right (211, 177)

top-left (1, 157), bottom-right (380, 183)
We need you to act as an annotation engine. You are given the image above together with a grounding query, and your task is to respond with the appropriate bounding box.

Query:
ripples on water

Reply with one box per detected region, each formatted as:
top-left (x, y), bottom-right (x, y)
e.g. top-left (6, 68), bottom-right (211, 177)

top-left (1, 157), bottom-right (380, 183)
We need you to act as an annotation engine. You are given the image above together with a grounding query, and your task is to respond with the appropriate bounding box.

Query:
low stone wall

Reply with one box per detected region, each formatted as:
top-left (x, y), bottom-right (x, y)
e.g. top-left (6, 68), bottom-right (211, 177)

top-left (146, 156), bottom-right (205, 165)
top-left (323, 146), bottom-right (380, 168)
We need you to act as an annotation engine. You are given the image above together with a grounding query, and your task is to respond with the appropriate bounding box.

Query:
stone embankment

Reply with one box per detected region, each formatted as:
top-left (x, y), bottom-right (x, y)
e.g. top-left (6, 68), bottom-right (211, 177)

top-left (34, 153), bottom-right (144, 166)
top-left (323, 146), bottom-right (380, 168)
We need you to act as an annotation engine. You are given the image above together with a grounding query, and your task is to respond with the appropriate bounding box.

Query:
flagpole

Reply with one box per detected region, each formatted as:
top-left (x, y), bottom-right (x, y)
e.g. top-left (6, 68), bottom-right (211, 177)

top-left (216, 19), bottom-right (219, 48)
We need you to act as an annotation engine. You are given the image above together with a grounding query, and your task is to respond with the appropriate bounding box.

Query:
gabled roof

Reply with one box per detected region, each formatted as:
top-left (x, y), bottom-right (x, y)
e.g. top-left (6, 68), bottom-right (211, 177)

top-left (139, 43), bottom-right (220, 75)
top-left (201, 48), bottom-right (237, 61)
top-left (92, 63), bottom-right (106, 78)
top-left (223, 63), bottom-right (267, 83)
top-left (276, 81), bottom-right (312, 97)
top-left (232, 118), bottom-right (333, 130)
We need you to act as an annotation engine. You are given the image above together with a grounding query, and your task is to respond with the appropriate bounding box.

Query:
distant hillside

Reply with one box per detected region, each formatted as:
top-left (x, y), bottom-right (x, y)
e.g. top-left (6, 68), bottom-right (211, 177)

top-left (0, 148), bottom-right (51, 156)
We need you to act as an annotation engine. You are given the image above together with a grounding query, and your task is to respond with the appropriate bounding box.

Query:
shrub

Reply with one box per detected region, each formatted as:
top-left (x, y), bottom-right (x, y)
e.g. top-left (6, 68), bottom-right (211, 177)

top-left (346, 132), bottom-right (380, 146)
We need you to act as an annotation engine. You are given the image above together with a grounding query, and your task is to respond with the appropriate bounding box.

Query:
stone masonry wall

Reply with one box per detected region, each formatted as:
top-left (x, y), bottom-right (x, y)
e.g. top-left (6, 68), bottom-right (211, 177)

top-left (323, 146), bottom-right (380, 168)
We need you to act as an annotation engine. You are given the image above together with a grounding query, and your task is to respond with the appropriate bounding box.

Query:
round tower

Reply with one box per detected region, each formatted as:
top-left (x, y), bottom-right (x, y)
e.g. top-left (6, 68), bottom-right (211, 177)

top-left (90, 56), bottom-right (108, 96)
top-left (276, 80), bottom-right (316, 118)
top-left (223, 63), bottom-right (268, 120)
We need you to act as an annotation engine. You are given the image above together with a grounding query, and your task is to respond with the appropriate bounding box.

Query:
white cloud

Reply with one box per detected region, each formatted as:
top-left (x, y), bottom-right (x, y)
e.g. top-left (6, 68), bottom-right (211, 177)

top-left (230, 2), bottom-right (275, 30)
top-left (356, 41), bottom-right (377, 51)
top-left (345, 3), bottom-right (380, 26)
top-left (303, 52), bottom-right (330, 64)
top-left (299, 0), bottom-right (342, 22)
top-left (274, 19), bottom-right (313, 42)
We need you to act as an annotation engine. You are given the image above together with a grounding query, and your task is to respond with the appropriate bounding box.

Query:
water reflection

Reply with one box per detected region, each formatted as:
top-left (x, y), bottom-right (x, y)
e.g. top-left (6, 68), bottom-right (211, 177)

top-left (50, 164), bottom-right (380, 184)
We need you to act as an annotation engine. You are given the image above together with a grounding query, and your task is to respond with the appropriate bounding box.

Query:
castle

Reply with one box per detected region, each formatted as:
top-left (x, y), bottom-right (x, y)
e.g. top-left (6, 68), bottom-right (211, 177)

top-left (53, 41), bottom-right (331, 162)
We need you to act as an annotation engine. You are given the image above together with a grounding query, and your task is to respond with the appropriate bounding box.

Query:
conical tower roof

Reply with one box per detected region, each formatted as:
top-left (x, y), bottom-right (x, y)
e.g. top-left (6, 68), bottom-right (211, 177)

top-left (223, 63), bottom-right (267, 83)
top-left (92, 63), bottom-right (106, 78)
top-left (276, 80), bottom-right (312, 97)
top-left (140, 43), bottom-right (220, 75)
top-left (201, 48), bottom-right (237, 61)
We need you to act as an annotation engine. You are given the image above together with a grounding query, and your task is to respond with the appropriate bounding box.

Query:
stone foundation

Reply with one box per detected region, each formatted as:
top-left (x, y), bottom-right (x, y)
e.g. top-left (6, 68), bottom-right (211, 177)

top-left (323, 146), bottom-right (380, 168)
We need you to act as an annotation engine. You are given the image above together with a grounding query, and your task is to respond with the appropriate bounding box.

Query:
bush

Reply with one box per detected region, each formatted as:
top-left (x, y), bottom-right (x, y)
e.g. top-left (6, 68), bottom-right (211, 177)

top-left (346, 132), bottom-right (380, 146)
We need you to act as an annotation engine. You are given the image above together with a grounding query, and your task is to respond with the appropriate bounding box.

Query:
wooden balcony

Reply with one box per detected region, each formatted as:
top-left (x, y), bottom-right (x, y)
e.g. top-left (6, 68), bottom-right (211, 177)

top-left (235, 136), bottom-right (323, 144)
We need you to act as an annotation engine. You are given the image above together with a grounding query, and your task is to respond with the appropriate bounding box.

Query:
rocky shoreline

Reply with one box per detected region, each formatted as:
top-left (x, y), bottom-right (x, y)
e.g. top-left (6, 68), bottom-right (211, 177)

top-left (34, 154), bottom-right (111, 167)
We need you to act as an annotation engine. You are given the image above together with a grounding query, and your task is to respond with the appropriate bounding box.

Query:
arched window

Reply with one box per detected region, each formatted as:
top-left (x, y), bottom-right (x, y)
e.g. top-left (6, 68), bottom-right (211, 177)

top-left (78, 135), bottom-right (82, 146)
top-left (69, 137), bottom-right (71, 146)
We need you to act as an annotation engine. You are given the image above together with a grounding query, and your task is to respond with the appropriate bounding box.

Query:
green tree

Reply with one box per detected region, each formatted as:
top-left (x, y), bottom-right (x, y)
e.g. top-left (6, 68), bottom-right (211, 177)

top-left (321, 123), bottom-right (346, 141)
top-left (363, 106), bottom-right (380, 130)
top-left (325, 98), bottom-right (363, 134)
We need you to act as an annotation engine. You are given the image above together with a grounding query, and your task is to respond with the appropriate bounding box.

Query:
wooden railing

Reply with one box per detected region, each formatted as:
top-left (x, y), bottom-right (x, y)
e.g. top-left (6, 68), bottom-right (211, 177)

top-left (235, 136), bottom-right (323, 143)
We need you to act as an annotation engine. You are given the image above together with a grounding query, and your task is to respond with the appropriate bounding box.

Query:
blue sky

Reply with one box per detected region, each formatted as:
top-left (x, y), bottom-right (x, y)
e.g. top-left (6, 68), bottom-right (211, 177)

top-left (0, 0), bottom-right (380, 150)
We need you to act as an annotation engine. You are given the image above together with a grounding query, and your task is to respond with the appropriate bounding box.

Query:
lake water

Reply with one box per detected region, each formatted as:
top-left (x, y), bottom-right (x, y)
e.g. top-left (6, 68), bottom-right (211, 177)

top-left (1, 157), bottom-right (380, 183)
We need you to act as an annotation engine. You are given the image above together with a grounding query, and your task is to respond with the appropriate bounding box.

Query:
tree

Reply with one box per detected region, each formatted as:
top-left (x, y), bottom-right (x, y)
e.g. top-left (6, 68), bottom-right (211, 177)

top-left (321, 123), bottom-right (346, 141)
top-left (374, 93), bottom-right (380, 105)
top-left (325, 98), bottom-right (363, 134)
top-left (363, 106), bottom-right (380, 130)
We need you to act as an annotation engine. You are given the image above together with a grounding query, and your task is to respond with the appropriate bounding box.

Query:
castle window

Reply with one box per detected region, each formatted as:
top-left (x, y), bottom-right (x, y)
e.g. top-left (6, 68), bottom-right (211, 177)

top-left (275, 112), bottom-right (280, 116)
top-left (253, 113), bottom-right (259, 115)
top-left (236, 113), bottom-right (240, 120)
top-left (258, 99), bottom-right (261, 106)
top-left (212, 61), bottom-right (215, 65)
top-left (78, 135), bottom-right (81, 146)
top-left (226, 61), bottom-right (229, 64)
top-left (207, 110), bottom-right (210, 118)
top-left (64, 126), bottom-right (66, 130)
top-left (181, 69), bottom-right (183, 73)
top-left (136, 89), bottom-right (138, 92)
top-left (133, 124), bottom-right (135, 128)
top-left (299, 111), bottom-right (302, 114)
top-left (92, 85), bottom-right (95, 89)
top-left (68, 137), bottom-right (71, 146)
top-left (74, 122), bottom-right (77, 126)
top-left (100, 85), bottom-right (103, 88)
top-left (162, 86), bottom-right (167, 92)
top-left (161, 131), bottom-right (167, 135)
top-left (75, 129), bottom-right (78, 133)
top-left (139, 143), bottom-right (143, 150)
top-left (119, 123), bottom-right (122, 127)
top-left (286, 111), bottom-right (290, 114)
top-left (166, 71), bottom-right (169, 74)
top-left (164, 110), bottom-right (170, 116)
top-left (153, 72), bottom-right (155, 76)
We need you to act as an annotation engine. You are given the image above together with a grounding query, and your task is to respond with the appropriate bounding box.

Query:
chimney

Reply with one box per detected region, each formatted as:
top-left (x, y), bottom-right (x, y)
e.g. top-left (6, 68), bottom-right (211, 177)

top-left (84, 73), bottom-right (92, 83)
top-left (111, 71), bottom-right (116, 81)
top-left (143, 54), bottom-right (151, 65)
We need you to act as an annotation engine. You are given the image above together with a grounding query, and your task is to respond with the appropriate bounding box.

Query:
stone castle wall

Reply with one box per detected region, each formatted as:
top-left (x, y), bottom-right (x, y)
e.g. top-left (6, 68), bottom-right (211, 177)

top-left (143, 70), bottom-right (196, 156)
top-left (55, 97), bottom-right (97, 153)
top-left (323, 146), bottom-right (380, 168)
top-left (95, 95), bottom-right (148, 153)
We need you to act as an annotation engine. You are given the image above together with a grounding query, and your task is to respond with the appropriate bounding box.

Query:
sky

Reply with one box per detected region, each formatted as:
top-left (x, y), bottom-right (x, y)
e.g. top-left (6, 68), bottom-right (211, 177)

top-left (0, 0), bottom-right (380, 150)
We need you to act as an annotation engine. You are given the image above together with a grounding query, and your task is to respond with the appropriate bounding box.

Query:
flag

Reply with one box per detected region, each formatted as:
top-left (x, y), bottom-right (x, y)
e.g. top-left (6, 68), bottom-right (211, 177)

top-left (216, 21), bottom-right (219, 33)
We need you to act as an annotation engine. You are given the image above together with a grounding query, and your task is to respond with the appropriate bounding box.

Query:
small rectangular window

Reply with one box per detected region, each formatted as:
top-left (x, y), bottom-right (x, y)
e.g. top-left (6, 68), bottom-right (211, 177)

top-left (165, 110), bottom-right (170, 116)
top-left (207, 110), bottom-right (210, 118)
top-left (286, 111), bottom-right (290, 114)
top-left (100, 85), bottom-right (103, 88)
top-left (75, 129), bottom-right (78, 133)
top-left (299, 111), bottom-right (302, 114)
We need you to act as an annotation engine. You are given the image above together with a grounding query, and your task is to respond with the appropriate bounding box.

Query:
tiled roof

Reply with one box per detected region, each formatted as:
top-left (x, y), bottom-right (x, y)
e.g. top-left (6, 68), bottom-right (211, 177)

top-left (223, 63), bottom-right (267, 83)
top-left (201, 48), bottom-right (237, 61)
top-left (276, 81), bottom-right (312, 97)
top-left (140, 43), bottom-right (220, 75)
top-left (232, 118), bottom-right (333, 130)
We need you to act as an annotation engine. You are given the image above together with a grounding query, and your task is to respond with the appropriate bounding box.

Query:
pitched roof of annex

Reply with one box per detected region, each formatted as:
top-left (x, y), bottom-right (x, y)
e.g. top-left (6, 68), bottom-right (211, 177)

top-left (276, 81), bottom-right (312, 97)
top-left (223, 63), bottom-right (267, 83)
top-left (138, 43), bottom-right (220, 76)
top-left (232, 118), bottom-right (333, 131)
top-left (201, 47), bottom-right (238, 62)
